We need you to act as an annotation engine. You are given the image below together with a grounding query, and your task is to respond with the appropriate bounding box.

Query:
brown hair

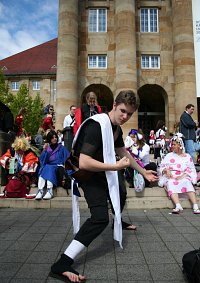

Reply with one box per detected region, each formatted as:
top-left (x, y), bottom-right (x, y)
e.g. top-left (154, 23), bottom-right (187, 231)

top-left (185, 104), bottom-right (194, 110)
top-left (115, 90), bottom-right (140, 110)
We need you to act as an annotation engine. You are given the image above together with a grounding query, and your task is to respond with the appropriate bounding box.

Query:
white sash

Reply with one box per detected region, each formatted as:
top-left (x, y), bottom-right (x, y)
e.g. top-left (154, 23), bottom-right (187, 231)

top-left (72, 113), bottom-right (122, 248)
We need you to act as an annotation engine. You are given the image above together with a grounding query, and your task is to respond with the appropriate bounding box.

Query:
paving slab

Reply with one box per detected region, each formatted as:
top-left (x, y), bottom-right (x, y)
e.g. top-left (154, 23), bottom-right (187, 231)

top-left (0, 207), bottom-right (198, 282)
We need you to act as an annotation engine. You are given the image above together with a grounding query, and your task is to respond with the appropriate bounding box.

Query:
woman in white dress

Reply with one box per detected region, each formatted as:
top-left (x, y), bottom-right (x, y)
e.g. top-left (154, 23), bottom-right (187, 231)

top-left (125, 129), bottom-right (157, 187)
top-left (158, 133), bottom-right (200, 214)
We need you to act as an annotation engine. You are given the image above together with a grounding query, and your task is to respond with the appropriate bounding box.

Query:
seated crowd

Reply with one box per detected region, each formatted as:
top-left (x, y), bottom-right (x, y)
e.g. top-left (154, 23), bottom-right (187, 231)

top-left (0, 102), bottom-right (199, 215)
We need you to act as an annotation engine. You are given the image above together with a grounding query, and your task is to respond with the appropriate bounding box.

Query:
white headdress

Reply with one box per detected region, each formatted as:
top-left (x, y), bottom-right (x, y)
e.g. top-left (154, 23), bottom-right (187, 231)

top-left (171, 133), bottom-right (185, 152)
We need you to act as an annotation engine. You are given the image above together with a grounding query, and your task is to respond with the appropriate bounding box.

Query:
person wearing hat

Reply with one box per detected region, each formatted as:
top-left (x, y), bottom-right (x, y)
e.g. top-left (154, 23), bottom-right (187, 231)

top-left (125, 128), bottom-right (157, 187)
top-left (158, 133), bottom-right (200, 214)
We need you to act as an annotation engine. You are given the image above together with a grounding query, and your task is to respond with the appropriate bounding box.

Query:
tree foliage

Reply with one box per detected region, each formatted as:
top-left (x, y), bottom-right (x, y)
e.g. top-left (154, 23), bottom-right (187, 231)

top-left (0, 72), bottom-right (44, 136)
top-left (0, 71), bottom-right (14, 107)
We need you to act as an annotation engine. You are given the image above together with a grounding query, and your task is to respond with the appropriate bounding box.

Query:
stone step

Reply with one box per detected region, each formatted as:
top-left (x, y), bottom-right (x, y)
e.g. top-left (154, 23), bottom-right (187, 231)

top-left (0, 186), bottom-right (199, 209)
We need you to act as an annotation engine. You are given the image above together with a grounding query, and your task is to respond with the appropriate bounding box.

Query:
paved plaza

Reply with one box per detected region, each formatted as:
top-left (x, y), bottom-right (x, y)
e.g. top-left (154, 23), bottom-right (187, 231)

top-left (0, 207), bottom-right (200, 282)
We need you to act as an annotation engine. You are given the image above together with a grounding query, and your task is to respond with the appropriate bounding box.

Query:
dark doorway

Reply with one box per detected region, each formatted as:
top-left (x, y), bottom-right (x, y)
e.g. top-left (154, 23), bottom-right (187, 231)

top-left (138, 84), bottom-right (166, 140)
top-left (82, 84), bottom-right (113, 112)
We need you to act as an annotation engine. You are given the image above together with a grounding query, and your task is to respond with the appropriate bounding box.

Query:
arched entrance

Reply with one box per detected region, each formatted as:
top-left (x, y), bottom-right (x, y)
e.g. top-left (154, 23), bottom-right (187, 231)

top-left (82, 84), bottom-right (113, 112)
top-left (138, 84), bottom-right (167, 139)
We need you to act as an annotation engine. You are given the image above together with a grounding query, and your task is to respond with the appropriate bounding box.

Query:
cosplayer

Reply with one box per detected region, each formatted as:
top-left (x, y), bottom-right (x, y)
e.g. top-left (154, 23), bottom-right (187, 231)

top-left (125, 129), bottom-right (157, 187)
top-left (158, 133), bottom-right (200, 214)
top-left (50, 90), bottom-right (158, 282)
top-left (42, 105), bottom-right (55, 132)
top-left (35, 130), bottom-right (69, 200)
top-left (73, 91), bottom-right (102, 135)
top-left (0, 137), bottom-right (39, 183)
top-left (15, 107), bottom-right (26, 137)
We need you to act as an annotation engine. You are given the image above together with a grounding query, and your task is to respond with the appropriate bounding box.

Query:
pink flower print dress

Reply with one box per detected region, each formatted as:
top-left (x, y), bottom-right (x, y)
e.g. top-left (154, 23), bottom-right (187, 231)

top-left (158, 152), bottom-right (197, 197)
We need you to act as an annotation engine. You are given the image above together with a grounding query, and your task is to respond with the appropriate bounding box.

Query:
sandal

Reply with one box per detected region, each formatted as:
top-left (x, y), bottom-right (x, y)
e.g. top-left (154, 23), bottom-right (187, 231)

top-left (193, 209), bottom-right (200, 215)
top-left (112, 220), bottom-right (137, 231)
top-left (122, 221), bottom-right (137, 231)
top-left (50, 254), bottom-right (79, 282)
top-left (172, 207), bottom-right (183, 214)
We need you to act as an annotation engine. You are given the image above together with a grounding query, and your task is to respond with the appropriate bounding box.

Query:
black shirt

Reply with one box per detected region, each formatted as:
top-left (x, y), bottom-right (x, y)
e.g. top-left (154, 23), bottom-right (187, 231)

top-left (74, 118), bottom-right (124, 162)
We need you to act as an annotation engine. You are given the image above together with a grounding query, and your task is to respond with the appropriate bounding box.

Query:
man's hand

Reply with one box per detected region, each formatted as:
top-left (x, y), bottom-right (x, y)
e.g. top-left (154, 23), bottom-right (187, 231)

top-left (143, 170), bottom-right (159, 182)
top-left (116, 156), bottom-right (130, 170)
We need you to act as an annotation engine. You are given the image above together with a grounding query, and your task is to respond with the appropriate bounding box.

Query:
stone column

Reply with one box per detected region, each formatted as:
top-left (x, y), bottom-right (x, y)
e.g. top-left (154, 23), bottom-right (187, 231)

top-left (115, 0), bottom-right (138, 134)
top-left (172, 0), bottom-right (197, 120)
top-left (56, 0), bottom-right (78, 129)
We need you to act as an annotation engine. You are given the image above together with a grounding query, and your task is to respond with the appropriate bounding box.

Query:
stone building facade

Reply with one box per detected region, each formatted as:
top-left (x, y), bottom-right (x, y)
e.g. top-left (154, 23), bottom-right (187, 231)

top-left (56, 0), bottom-right (198, 137)
top-left (0, 39), bottom-right (57, 107)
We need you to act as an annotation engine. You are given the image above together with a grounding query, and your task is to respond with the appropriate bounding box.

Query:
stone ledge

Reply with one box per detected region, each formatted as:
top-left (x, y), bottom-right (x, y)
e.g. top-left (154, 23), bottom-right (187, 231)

top-left (0, 186), bottom-right (199, 209)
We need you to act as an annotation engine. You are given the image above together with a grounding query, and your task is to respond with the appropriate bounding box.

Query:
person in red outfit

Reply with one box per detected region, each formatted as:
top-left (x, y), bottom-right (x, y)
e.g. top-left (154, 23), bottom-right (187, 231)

top-left (0, 137), bottom-right (39, 185)
top-left (42, 105), bottom-right (55, 132)
top-left (73, 91), bottom-right (102, 135)
top-left (15, 107), bottom-right (26, 137)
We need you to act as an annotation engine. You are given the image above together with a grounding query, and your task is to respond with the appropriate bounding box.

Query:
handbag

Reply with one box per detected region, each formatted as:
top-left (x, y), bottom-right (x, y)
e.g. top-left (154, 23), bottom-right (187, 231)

top-left (182, 248), bottom-right (200, 283)
top-left (3, 173), bottom-right (30, 198)
top-left (133, 170), bottom-right (145, 192)
top-left (65, 151), bottom-right (93, 183)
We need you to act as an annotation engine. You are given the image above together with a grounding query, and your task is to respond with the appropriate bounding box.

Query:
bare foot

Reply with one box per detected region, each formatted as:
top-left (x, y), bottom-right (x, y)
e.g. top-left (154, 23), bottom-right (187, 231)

top-left (62, 271), bottom-right (86, 282)
top-left (122, 221), bottom-right (137, 231)
top-left (125, 224), bottom-right (137, 230)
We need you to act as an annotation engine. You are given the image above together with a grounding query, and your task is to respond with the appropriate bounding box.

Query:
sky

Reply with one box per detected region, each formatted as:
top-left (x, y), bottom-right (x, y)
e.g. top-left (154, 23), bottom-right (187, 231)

top-left (0, 0), bottom-right (58, 60)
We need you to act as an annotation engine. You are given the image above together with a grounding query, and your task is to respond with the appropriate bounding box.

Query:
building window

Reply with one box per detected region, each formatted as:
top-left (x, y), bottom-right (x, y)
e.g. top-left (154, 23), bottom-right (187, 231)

top-left (11, 81), bottom-right (19, 91)
top-left (53, 80), bottom-right (56, 102)
top-left (88, 55), bottom-right (107, 69)
top-left (32, 81), bottom-right (40, 90)
top-left (140, 8), bottom-right (158, 32)
top-left (141, 55), bottom-right (160, 69)
top-left (88, 8), bottom-right (107, 32)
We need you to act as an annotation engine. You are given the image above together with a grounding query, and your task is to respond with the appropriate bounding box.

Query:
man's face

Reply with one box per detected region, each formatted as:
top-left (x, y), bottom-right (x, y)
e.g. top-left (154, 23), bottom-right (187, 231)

top-left (70, 107), bottom-right (76, 116)
top-left (187, 107), bottom-right (194, 115)
top-left (87, 97), bottom-right (96, 107)
top-left (113, 103), bottom-right (135, 125)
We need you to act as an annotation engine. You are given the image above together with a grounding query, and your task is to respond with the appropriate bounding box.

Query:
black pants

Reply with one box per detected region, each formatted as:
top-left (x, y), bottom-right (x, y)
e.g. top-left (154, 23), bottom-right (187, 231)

top-left (74, 172), bottom-right (109, 247)
top-left (126, 162), bottom-right (157, 187)
top-left (109, 170), bottom-right (127, 214)
top-left (144, 162), bottom-right (157, 187)
top-left (154, 147), bottom-right (161, 159)
top-left (74, 170), bottom-right (127, 247)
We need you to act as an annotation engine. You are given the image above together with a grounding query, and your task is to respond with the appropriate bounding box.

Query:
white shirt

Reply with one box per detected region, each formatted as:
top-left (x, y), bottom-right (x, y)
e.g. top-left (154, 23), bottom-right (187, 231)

top-left (138, 143), bottom-right (150, 166)
top-left (63, 114), bottom-right (75, 128)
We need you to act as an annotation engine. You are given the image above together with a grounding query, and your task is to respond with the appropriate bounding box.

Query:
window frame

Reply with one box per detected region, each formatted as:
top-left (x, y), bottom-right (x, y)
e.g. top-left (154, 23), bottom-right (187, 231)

top-left (140, 7), bottom-right (159, 33)
top-left (141, 55), bottom-right (160, 69)
top-left (88, 55), bottom-right (107, 69)
top-left (11, 81), bottom-right (19, 91)
top-left (32, 80), bottom-right (40, 91)
top-left (88, 8), bottom-right (107, 33)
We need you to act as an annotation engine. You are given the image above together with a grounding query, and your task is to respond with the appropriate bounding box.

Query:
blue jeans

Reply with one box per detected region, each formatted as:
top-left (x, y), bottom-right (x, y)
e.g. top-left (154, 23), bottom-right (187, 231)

top-left (184, 140), bottom-right (195, 162)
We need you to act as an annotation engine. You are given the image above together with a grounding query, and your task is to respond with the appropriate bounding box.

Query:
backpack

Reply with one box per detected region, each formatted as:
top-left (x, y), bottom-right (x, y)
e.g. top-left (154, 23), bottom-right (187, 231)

top-left (182, 248), bottom-right (200, 283)
top-left (4, 174), bottom-right (30, 198)
top-left (133, 170), bottom-right (145, 192)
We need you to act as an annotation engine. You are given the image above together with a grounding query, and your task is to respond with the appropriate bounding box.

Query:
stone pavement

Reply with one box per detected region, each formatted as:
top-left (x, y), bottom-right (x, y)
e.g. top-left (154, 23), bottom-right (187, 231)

top-left (0, 207), bottom-right (200, 282)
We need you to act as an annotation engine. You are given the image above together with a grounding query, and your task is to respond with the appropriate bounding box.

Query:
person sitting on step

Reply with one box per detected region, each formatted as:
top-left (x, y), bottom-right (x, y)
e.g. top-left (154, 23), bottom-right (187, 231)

top-left (35, 130), bottom-right (69, 200)
top-left (158, 133), bottom-right (200, 214)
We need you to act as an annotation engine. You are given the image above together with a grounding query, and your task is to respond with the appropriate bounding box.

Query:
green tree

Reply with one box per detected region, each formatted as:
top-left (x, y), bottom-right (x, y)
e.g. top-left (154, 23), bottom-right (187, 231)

top-left (10, 84), bottom-right (44, 136)
top-left (0, 71), bottom-right (14, 106)
top-left (0, 72), bottom-right (44, 136)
